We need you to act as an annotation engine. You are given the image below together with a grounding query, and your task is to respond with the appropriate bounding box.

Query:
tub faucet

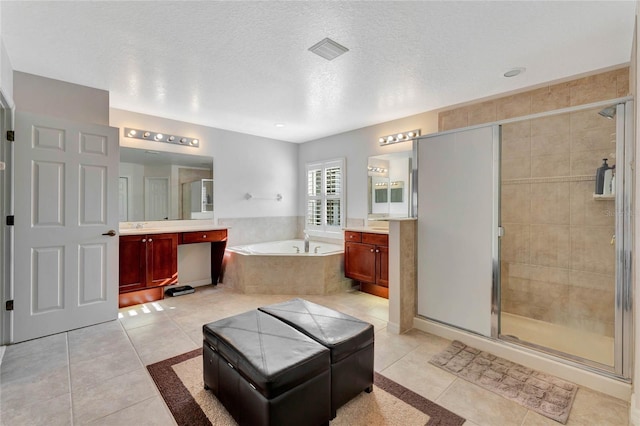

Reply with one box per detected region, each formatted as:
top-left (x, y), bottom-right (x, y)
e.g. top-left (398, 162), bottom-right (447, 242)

top-left (304, 232), bottom-right (310, 253)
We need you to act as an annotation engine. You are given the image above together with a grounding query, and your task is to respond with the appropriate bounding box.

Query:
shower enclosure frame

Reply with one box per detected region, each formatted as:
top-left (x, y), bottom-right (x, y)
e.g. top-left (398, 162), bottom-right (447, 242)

top-left (496, 98), bottom-right (634, 379)
top-left (414, 96), bottom-right (634, 380)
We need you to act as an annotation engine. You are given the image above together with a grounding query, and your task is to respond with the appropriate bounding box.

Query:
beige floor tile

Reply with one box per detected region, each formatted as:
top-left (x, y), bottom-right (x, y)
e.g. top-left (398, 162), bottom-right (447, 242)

top-left (373, 328), bottom-right (430, 372)
top-left (88, 396), bottom-right (177, 426)
top-left (70, 344), bottom-right (142, 391)
top-left (563, 387), bottom-right (629, 425)
top-left (1, 363), bottom-right (70, 407)
top-left (436, 379), bottom-right (528, 426)
top-left (1, 338), bottom-right (68, 383)
top-left (72, 368), bottom-right (157, 424)
top-left (0, 392), bottom-right (72, 426)
top-left (68, 328), bottom-right (133, 363)
top-left (380, 350), bottom-right (457, 400)
top-left (126, 320), bottom-right (199, 365)
top-left (119, 303), bottom-right (170, 330)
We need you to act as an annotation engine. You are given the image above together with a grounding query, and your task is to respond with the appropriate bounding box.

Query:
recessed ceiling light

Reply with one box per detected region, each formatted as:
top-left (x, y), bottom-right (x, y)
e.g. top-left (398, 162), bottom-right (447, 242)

top-left (308, 38), bottom-right (349, 61)
top-left (275, 123), bottom-right (285, 128)
top-left (504, 67), bottom-right (526, 78)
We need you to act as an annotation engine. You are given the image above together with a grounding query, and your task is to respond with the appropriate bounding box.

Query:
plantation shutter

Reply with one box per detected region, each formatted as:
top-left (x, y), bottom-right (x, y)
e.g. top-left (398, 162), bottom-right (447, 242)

top-left (305, 159), bottom-right (345, 236)
top-left (307, 167), bottom-right (322, 227)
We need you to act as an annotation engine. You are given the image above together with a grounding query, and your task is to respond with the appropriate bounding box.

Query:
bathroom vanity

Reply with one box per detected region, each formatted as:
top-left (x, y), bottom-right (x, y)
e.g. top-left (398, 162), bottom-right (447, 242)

top-left (118, 225), bottom-right (227, 307)
top-left (344, 230), bottom-right (389, 298)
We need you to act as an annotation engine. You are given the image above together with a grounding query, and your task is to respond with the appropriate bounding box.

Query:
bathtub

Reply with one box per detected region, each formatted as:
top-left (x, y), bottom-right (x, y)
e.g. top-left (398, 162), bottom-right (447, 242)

top-left (223, 239), bottom-right (351, 295)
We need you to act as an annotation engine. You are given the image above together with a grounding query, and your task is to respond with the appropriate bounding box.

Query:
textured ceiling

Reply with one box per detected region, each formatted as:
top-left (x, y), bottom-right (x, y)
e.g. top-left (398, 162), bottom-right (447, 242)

top-left (1, 1), bottom-right (636, 143)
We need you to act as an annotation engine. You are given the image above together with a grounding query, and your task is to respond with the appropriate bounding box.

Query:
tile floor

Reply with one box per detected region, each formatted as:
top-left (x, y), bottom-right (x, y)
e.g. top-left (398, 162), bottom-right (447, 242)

top-left (0, 285), bottom-right (630, 425)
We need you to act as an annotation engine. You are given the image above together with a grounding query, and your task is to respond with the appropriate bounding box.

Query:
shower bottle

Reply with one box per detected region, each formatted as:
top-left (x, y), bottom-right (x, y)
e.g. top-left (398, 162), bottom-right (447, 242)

top-left (595, 159), bottom-right (610, 195)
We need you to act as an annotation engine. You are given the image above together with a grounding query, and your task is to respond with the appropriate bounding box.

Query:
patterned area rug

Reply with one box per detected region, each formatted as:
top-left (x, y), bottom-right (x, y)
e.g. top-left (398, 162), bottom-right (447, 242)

top-left (147, 348), bottom-right (465, 426)
top-left (430, 341), bottom-right (578, 424)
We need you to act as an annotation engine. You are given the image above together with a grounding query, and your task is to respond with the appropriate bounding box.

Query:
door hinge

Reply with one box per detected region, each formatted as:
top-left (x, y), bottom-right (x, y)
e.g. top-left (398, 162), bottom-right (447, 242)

top-left (5, 300), bottom-right (13, 311)
top-left (6, 130), bottom-right (14, 142)
top-left (498, 226), bottom-right (505, 237)
top-left (6, 215), bottom-right (14, 226)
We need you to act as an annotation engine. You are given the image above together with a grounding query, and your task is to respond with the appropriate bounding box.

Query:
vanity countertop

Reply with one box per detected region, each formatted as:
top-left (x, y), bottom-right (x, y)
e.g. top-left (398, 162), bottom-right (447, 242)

top-left (343, 227), bottom-right (389, 235)
top-left (120, 224), bottom-right (228, 236)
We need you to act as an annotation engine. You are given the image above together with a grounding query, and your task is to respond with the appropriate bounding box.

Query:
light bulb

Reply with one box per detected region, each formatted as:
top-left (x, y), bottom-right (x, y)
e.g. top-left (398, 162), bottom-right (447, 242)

top-left (155, 134), bottom-right (164, 141)
top-left (168, 136), bottom-right (175, 142)
top-left (143, 132), bottom-right (151, 138)
top-left (127, 129), bottom-right (137, 137)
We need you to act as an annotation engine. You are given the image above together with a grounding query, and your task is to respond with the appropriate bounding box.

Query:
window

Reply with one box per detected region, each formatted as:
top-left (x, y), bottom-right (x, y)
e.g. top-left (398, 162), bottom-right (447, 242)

top-left (306, 158), bottom-right (345, 237)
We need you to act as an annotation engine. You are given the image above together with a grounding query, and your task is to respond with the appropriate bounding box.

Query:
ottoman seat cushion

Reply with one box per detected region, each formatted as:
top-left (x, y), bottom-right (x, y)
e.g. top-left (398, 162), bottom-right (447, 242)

top-left (259, 298), bottom-right (374, 417)
top-left (258, 298), bottom-right (374, 363)
top-left (203, 309), bottom-right (329, 399)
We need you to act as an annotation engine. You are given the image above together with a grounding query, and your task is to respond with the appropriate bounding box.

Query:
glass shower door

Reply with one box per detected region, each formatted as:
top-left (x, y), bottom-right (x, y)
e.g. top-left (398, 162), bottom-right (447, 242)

top-left (499, 104), bottom-right (623, 369)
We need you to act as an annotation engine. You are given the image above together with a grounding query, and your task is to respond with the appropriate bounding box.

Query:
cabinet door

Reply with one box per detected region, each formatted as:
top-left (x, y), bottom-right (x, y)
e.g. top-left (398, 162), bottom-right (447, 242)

top-left (147, 233), bottom-right (179, 287)
top-left (345, 242), bottom-right (376, 283)
top-left (119, 235), bottom-right (146, 292)
top-left (376, 245), bottom-right (389, 287)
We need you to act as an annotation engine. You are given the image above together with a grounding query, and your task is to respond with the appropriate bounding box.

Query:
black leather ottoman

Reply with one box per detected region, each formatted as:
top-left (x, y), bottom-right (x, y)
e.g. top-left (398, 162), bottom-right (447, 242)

top-left (203, 310), bottom-right (331, 426)
top-left (259, 298), bottom-right (374, 418)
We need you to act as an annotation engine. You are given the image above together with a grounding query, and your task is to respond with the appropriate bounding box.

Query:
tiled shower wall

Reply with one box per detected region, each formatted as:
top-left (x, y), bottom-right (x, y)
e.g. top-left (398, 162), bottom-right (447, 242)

top-left (438, 67), bottom-right (629, 338)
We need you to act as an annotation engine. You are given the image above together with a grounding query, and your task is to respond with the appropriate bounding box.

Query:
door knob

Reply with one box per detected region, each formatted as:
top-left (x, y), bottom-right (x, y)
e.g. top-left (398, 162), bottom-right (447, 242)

top-left (102, 230), bottom-right (117, 237)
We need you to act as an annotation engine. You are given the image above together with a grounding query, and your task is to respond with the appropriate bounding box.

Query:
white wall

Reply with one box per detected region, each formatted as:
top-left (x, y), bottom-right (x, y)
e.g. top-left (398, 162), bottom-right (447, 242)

top-left (110, 109), bottom-right (299, 221)
top-left (14, 72), bottom-right (108, 125)
top-left (298, 110), bottom-right (438, 225)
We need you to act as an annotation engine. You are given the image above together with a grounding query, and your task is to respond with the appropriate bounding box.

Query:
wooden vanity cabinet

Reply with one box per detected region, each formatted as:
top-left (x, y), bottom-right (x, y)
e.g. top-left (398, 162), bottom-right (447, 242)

top-left (344, 231), bottom-right (389, 298)
top-left (119, 233), bottom-right (178, 307)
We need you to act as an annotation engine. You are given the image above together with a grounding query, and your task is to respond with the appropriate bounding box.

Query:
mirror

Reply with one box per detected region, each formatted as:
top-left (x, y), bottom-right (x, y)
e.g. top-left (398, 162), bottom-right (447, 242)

top-left (119, 147), bottom-right (213, 222)
top-left (368, 151), bottom-right (412, 220)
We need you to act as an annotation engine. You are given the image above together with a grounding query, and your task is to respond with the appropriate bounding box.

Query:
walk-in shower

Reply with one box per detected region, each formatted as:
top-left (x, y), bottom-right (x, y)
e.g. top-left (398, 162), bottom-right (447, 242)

top-left (499, 100), bottom-right (633, 377)
top-left (416, 98), bottom-right (634, 380)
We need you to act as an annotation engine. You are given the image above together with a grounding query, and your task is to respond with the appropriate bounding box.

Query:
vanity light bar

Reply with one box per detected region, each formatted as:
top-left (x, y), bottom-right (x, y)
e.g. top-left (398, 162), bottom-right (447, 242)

top-left (378, 129), bottom-right (421, 146)
top-left (374, 181), bottom-right (401, 187)
top-left (124, 128), bottom-right (200, 148)
top-left (367, 166), bottom-right (388, 173)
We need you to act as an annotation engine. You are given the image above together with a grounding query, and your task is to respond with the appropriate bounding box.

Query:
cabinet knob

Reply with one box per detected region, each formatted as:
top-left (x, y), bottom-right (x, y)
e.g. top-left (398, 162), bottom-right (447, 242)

top-left (142, 239), bottom-right (146, 243)
top-left (203, 234), bottom-right (207, 238)
top-left (376, 249), bottom-right (380, 253)
top-left (148, 238), bottom-right (153, 242)
top-left (370, 249), bottom-right (374, 252)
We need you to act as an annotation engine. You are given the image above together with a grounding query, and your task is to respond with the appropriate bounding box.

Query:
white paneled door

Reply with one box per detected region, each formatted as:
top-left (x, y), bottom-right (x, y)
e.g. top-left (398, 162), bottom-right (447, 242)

top-left (13, 112), bottom-right (119, 342)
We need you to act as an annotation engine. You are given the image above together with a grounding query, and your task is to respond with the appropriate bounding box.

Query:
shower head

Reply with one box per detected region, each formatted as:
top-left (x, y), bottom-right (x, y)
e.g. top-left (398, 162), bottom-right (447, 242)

top-left (598, 106), bottom-right (617, 119)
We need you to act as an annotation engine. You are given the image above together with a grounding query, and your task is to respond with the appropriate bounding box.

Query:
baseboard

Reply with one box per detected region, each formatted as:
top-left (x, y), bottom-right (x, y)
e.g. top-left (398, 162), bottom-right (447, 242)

top-left (172, 279), bottom-right (211, 288)
top-left (413, 316), bottom-right (631, 401)
top-left (386, 322), bottom-right (401, 334)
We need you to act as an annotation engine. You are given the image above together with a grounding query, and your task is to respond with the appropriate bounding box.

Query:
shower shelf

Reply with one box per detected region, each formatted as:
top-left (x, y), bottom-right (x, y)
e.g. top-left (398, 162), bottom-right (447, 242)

top-left (592, 194), bottom-right (615, 200)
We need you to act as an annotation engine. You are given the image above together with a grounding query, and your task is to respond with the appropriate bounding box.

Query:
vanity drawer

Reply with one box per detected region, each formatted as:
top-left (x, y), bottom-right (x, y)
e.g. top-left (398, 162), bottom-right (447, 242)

top-left (181, 230), bottom-right (227, 244)
top-left (362, 232), bottom-right (388, 246)
top-left (345, 231), bottom-right (362, 243)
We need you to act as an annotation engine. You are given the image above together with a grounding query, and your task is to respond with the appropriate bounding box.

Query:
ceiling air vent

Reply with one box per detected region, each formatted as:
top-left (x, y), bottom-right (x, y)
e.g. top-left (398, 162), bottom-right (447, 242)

top-left (308, 38), bottom-right (349, 61)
